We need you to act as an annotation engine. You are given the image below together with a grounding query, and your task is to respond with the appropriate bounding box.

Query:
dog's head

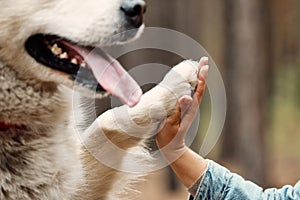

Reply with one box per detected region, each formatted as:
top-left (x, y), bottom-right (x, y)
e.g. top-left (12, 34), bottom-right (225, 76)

top-left (0, 0), bottom-right (146, 107)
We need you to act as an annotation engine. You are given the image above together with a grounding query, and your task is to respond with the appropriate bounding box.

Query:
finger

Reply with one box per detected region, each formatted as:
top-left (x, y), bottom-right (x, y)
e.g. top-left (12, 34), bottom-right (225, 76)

top-left (179, 96), bottom-right (193, 116)
top-left (176, 61), bottom-right (209, 132)
top-left (179, 101), bottom-right (199, 131)
top-left (167, 98), bottom-right (183, 126)
top-left (195, 64), bottom-right (209, 103)
top-left (167, 96), bottom-right (193, 126)
top-left (180, 100), bottom-right (199, 130)
top-left (199, 65), bottom-right (209, 80)
top-left (179, 97), bottom-right (200, 130)
top-left (194, 79), bottom-right (206, 105)
top-left (199, 56), bottom-right (209, 69)
top-left (191, 64), bottom-right (208, 112)
top-left (180, 77), bottom-right (207, 129)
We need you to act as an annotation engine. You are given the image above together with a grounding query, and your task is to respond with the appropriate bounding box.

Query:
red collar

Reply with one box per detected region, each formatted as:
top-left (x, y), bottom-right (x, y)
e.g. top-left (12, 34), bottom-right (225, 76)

top-left (0, 121), bottom-right (26, 131)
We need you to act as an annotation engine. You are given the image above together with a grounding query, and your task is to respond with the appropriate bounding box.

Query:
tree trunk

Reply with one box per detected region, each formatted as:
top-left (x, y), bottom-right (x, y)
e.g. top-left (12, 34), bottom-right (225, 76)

top-left (221, 0), bottom-right (271, 185)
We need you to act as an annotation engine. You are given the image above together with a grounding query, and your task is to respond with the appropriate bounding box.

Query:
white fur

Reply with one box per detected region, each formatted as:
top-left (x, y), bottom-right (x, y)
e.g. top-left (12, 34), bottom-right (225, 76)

top-left (0, 1), bottom-right (199, 199)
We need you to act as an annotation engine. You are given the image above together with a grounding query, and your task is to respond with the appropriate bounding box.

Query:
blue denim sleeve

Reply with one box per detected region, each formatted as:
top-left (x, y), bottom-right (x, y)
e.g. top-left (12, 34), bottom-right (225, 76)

top-left (190, 160), bottom-right (300, 200)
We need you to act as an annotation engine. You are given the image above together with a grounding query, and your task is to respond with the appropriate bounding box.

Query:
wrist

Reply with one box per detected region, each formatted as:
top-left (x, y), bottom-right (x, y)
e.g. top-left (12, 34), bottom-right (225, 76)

top-left (158, 144), bottom-right (189, 163)
top-left (170, 148), bottom-right (208, 188)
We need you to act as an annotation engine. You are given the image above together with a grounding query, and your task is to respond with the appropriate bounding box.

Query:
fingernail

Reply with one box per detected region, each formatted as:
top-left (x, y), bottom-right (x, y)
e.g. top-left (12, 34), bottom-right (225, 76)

top-left (200, 56), bottom-right (209, 63)
top-left (200, 65), bottom-right (209, 79)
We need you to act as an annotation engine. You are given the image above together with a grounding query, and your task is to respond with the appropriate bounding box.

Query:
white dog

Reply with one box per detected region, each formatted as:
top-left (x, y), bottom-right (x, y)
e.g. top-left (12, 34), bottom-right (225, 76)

top-left (0, 0), bottom-right (199, 199)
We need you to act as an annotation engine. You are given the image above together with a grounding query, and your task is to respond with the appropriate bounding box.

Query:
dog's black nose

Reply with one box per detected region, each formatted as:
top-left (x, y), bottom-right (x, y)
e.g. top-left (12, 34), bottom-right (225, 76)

top-left (121, 0), bottom-right (146, 28)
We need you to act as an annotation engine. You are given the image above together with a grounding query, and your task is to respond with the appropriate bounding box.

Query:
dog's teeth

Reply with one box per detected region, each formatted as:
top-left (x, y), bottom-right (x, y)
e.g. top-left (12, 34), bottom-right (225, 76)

top-left (59, 52), bottom-right (69, 59)
top-left (51, 43), bottom-right (62, 55)
top-left (71, 58), bottom-right (78, 65)
top-left (80, 62), bottom-right (87, 67)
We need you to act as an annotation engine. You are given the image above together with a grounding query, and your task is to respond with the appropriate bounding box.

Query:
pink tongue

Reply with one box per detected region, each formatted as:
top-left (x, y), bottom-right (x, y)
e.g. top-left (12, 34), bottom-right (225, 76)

top-left (72, 46), bottom-right (142, 107)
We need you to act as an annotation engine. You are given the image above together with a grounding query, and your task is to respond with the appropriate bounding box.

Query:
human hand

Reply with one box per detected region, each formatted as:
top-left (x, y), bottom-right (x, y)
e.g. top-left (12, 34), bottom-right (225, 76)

top-left (156, 57), bottom-right (209, 161)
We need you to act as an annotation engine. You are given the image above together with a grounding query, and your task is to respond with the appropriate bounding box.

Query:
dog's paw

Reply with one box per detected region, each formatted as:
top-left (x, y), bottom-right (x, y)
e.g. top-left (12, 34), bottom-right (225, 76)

top-left (126, 59), bottom-right (202, 127)
top-left (160, 60), bottom-right (199, 98)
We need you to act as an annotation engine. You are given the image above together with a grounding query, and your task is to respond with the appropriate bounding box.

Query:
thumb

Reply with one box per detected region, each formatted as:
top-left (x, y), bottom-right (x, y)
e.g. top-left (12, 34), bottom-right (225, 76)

top-left (179, 96), bottom-right (193, 117)
top-left (167, 95), bottom-right (192, 126)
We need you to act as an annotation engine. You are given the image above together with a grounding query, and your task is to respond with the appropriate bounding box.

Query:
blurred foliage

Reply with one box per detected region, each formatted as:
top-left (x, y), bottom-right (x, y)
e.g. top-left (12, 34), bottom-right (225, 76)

top-left (129, 0), bottom-right (300, 198)
top-left (267, 59), bottom-right (300, 186)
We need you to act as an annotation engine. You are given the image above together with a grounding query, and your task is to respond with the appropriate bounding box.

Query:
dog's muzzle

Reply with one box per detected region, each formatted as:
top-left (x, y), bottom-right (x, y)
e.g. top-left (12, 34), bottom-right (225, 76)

top-left (121, 0), bottom-right (147, 28)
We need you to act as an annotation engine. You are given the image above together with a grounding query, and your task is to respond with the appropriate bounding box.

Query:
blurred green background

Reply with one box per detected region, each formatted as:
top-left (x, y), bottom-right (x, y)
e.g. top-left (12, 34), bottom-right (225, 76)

top-left (117, 0), bottom-right (300, 199)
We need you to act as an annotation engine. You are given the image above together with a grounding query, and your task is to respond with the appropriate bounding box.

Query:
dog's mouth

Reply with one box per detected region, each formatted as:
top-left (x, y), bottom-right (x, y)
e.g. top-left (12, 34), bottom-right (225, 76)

top-left (25, 34), bottom-right (142, 107)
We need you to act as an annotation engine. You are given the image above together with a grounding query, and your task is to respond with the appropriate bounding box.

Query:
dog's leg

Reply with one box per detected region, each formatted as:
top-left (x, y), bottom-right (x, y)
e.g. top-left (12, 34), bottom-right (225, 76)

top-left (80, 60), bottom-right (199, 200)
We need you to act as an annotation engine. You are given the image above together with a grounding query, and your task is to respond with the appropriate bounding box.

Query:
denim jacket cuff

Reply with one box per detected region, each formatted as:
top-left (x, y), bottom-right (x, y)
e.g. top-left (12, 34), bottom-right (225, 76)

top-left (193, 160), bottom-right (231, 199)
top-left (187, 160), bottom-right (209, 196)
